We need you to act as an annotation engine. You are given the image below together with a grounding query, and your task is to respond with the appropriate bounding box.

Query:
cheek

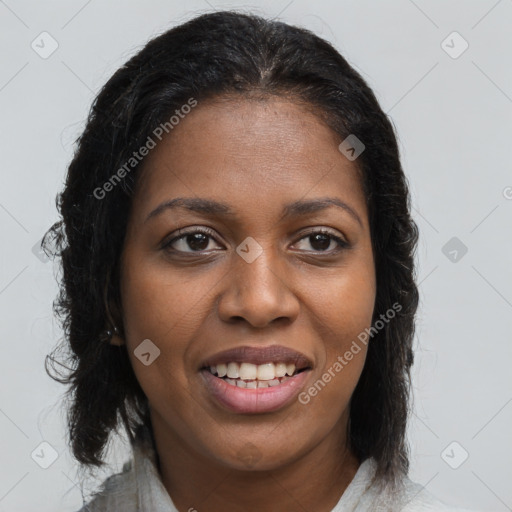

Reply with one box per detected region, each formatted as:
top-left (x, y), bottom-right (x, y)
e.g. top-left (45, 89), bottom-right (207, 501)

top-left (307, 260), bottom-right (376, 350)
top-left (120, 254), bottom-right (218, 347)
top-left (119, 278), bottom-right (197, 428)
top-left (298, 296), bottom-right (373, 425)
top-left (119, 256), bottom-right (190, 396)
top-left (302, 256), bottom-right (375, 400)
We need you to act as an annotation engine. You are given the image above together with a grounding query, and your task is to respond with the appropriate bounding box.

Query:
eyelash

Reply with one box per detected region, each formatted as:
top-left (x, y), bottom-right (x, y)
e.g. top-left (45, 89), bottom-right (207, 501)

top-left (162, 227), bottom-right (349, 255)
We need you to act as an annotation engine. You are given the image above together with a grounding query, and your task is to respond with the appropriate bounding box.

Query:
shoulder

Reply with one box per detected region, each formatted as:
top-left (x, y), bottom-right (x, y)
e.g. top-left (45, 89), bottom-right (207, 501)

top-left (397, 476), bottom-right (479, 512)
top-left (74, 424), bottom-right (159, 512)
top-left (348, 459), bottom-right (479, 512)
top-left (74, 460), bottom-right (137, 512)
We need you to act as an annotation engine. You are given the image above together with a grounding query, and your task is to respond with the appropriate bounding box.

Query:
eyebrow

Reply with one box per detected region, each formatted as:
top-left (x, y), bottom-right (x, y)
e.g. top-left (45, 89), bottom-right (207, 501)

top-left (145, 196), bottom-right (363, 227)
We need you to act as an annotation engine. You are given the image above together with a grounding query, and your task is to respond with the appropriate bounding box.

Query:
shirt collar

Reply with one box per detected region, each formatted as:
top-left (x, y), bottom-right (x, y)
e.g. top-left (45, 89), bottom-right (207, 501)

top-left (125, 424), bottom-right (380, 512)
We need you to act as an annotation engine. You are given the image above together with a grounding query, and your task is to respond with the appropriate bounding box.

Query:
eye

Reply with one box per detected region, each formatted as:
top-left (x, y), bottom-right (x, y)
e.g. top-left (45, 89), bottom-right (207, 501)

top-left (162, 227), bottom-right (349, 255)
top-left (162, 227), bottom-right (222, 254)
top-left (293, 229), bottom-right (349, 253)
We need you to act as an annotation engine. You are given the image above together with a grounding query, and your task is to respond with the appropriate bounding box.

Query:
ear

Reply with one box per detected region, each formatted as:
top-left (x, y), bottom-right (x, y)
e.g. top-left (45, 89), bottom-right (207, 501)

top-left (109, 327), bottom-right (125, 346)
top-left (107, 299), bottom-right (125, 346)
top-left (103, 272), bottom-right (125, 346)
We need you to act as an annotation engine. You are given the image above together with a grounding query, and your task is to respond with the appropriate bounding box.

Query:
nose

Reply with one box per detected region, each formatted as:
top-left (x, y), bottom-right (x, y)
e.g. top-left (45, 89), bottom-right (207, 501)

top-left (216, 242), bottom-right (300, 328)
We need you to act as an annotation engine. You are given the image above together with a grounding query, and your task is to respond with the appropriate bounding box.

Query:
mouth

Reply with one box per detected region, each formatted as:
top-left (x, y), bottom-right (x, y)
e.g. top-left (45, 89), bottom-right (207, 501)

top-left (198, 345), bottom-right (313, 414)
top-left (203, 361), bottom-right (310, 388)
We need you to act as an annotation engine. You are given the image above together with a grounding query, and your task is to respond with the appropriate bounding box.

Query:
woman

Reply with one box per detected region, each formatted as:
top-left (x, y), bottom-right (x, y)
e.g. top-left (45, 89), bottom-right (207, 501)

top-left (43, 10), bottom-right (475, 512)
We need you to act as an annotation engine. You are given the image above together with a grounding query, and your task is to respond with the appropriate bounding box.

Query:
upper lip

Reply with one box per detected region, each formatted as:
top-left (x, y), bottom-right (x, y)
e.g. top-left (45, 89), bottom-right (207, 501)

top-left (199, 345), bottom-right (313, 370)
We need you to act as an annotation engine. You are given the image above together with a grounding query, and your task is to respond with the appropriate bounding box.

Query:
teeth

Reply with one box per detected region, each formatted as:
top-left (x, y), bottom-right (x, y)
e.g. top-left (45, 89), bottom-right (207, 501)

top-left (257, 363), bottom-right (275, 380)
top-left (209, 362), bottom-right (299, 381)
top-left (239, 362), bottom-right (258, 380)
top-left (226, 362), bottom-right (239, 379)
top-left (275, 363), bottom-right (287, 378)
top-left (221, 375), bottom-right (293, 388)
top-left (217, 363), bottom-right (227, 378)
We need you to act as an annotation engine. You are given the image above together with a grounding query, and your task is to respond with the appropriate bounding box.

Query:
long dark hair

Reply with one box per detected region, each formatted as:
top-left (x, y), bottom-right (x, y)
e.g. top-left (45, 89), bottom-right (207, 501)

top-left (43, 10), bottom-right (419, 487)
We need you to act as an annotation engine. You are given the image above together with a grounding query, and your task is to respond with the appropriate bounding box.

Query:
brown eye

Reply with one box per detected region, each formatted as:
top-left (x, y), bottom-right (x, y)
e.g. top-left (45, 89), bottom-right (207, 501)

top-left (163, 228), bottom-right (222, 253)
top-left (308, 233), bottom-right (333, 251)
top-left (294, 229), bottom-right (349, 253)
top-left (181, 233), bottom-right (210, 251)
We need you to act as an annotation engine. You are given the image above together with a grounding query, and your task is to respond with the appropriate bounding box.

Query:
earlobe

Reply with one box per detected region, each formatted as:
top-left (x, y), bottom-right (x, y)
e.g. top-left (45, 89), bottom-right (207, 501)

top-left (110, 336), bottom-right (125, 346)
top-left (99, 325), bottom-right (125, 345)
top-left (109, 326), bottom-right (125, 346)
top-left (102, 273), bottom-right (125, 346)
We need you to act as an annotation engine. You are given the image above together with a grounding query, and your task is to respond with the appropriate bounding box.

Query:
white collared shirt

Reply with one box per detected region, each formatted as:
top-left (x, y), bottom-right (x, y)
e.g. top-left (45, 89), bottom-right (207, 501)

top-left (76, 431), bottom-right (475, 512)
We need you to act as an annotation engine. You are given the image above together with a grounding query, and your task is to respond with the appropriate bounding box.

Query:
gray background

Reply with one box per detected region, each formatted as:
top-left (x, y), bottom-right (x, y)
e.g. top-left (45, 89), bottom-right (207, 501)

top-left (1, 0), bottom-right (511, 510)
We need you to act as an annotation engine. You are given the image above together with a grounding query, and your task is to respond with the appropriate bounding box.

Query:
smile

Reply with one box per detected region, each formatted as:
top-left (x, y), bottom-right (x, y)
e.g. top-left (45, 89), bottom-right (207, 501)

top-left (198, 345), bottom-right (313, 413)
top-left (200, 363), bottom-right (312, 414)
top-left (207, 361), bottom-right (306, 388)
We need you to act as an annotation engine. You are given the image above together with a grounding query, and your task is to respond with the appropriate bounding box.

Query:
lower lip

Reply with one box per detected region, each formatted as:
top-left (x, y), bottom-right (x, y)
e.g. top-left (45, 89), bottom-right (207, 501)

top-left (200, 369), bottom-right (311, 414)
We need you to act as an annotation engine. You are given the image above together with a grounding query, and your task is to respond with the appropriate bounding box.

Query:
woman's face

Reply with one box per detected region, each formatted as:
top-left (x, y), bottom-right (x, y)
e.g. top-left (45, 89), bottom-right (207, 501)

top-left (119, 96), bottom-right (376, 471)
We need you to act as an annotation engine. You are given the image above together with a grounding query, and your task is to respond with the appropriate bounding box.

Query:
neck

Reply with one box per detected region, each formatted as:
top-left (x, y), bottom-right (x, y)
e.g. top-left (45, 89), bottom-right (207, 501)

top-left (150, 411), bottom-right (360, 512)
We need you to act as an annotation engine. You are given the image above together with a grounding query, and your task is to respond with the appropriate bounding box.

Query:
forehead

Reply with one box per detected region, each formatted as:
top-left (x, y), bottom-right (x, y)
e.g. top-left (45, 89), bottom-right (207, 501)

top-left (132, 96), bottom-right (367, 223)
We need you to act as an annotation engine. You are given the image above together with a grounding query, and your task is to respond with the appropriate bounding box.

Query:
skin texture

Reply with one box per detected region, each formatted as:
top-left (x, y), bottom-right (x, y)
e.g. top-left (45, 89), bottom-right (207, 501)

top-left (114, 96), bottom-right (377, 512)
